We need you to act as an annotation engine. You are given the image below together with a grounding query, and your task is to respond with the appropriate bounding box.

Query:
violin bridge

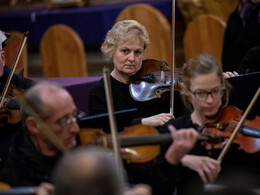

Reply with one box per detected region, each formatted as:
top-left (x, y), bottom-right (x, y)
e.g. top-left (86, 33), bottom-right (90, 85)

top-left (161, 70), bottom-right (166, 83)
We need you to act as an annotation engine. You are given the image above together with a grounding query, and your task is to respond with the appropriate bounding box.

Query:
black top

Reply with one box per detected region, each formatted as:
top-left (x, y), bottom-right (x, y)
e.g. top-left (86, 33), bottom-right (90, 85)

top-left (0, 66), bottom-right (34, 91)
top-left (222, 3), bottom-right (260, 72)
top-left (160, 114), bottom-right (208, 195)
top-left (0, 130), bottom-right (60, 187)
top-left (88, 76), bottom-right (141, 123)
top-left (0, 66), bottom-right (35, 170)
top-left (238, 45), bottom-right (260, 74)
top-left (159, 114), bottom-right (208, 157)
top-left (88, 75), bottom-right (185, 128)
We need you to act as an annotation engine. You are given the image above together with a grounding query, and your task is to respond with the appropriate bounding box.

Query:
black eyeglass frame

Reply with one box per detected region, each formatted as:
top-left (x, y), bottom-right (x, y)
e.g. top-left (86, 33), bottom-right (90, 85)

top-left (188, 86), bottom-right (225, 101)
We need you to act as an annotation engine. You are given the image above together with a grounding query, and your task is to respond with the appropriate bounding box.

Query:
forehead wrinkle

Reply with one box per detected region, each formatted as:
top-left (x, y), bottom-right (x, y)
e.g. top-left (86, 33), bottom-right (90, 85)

top-left (37, 87), bottom-right (75, 119)
top-left (119, 37), bottom-right (144, 48)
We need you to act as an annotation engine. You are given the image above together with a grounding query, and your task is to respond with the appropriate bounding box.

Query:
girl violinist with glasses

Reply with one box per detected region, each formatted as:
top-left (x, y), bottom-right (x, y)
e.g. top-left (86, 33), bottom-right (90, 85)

top-left (160, 53), bottom-right (260, 195)
top-left (160, 54), bottom-right (228, 194)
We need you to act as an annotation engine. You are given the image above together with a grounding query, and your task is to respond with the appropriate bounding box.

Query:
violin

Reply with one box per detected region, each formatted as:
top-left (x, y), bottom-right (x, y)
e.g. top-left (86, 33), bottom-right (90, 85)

top-left (0, 182), bottom-right (11, 190)
top-left (0, 84), bottom-right (25, 127)
top-left (0, 32), bottom-right (28, 128)
top-left (80, 125), bottom-right (160, 163)
top-left (80, 124), bottom-right (213, 164)
top-left (203, 105), bottom-right (260, 154)
top-left (129, 59), bottom-right (182, 102)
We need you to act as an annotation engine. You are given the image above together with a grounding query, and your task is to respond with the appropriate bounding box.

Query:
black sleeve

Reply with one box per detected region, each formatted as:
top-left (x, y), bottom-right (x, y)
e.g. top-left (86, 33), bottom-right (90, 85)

top-left (88, 84), bottom-right (142, 125)
top-left (222, 10), bottom-right (243, 72)
top-left (150, 157), bottom-right (182, 195)
top-left (3, 66), bottom-right (35, 90)
top-left (88, 79), bottom-right (108, 116)
top-left (158, 118), bottom-right (174, 134)
top-left (157, 115), bottom-right (190, 134)
top-left (238, 46), bottom-right (260, 74)
top-left (11, 75), bottom-right (35, 90)
top-left (222, 3), bottom-right (260, 72)
top-left (88, 78), bottom-right (142, 125)
top-left (155, 157), bottom-right (182, 182)
top-left (131, 117), bottom-right (142, 125)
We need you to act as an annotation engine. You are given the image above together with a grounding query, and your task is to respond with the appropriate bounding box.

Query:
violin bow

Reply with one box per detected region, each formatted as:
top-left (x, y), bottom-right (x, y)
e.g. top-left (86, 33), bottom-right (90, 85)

top-left (170, 0), bottom-right (176, 115)
top-left (0, 32), bottom-right (28, 109)
top-left (217, 87), bottom-right (260, 162)
top-left (103, 67), bottom-right (125, 182)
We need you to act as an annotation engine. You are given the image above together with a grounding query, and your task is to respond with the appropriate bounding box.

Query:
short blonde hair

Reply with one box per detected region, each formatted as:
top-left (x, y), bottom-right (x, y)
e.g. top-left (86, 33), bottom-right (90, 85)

top-left (101, 20), bottom-right (150, 59)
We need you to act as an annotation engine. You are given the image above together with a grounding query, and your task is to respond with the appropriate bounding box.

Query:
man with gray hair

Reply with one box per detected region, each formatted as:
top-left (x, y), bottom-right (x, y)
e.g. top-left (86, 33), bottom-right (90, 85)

top-left (0, 81), bottom-right (80, 186)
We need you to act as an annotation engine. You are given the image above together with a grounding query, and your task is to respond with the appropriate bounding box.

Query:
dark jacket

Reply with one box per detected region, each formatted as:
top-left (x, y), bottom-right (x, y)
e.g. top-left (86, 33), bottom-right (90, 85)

top-left (0, 130), bottom-right (60, 187)
top-left (238, 45), bottom-right (260, 74)
top-left (0, 66), bottom-right (35, 169)
top-left (222, 3), bottom-right (260, 72)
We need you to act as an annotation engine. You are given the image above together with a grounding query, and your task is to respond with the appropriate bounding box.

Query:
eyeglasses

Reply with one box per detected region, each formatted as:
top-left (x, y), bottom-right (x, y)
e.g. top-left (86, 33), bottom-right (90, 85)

top-left (55, 110), bottom-right (86, 129)
top-left (188, 87), bottom-right (225, 101)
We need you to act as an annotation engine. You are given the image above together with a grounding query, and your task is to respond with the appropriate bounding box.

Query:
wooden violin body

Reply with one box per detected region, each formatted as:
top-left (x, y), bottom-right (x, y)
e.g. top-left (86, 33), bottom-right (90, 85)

top-left (0, 84), bottom-right (26, 127)
top-left (204, 105), bottom-right (260, 153)
top-left (80, 125), bottom-right (161, 164)
top-left (129, 59), bottom-right (181, 102)
top-left (79, 124), bottom-right (212, 163)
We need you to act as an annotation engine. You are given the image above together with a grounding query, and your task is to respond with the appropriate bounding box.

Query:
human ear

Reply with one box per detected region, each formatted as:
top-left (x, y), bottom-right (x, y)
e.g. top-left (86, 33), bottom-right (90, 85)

top-left (25, 116), bottom-right (40, 135)
top-left (181, 84), bottom-right (189, 96)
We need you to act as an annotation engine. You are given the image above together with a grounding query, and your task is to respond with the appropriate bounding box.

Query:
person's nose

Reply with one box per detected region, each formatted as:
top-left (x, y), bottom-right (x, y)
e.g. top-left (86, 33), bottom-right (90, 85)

top-left (205, 93), bottom-right (214, 103)
top-left (128, 52), bottom-right (135, 61)
top-left (69, 120), bottom-right (80, 134)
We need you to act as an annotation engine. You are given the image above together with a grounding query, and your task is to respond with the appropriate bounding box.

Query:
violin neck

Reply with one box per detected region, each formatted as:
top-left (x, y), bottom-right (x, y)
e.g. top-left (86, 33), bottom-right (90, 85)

top-left (120, 134), bottom-right (172, 147)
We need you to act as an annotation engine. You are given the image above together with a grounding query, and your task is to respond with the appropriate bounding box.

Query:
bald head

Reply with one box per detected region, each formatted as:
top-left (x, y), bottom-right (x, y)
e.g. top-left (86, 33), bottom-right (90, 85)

top-left (53, 146), bottom-right (124, 195)
top-left (22, 81), bottom-right (72, 121)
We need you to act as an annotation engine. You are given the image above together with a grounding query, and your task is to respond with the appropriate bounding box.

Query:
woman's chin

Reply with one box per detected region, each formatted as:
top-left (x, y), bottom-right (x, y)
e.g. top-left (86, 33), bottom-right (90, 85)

top-left (124, 70), bottom-right (138, 76)
top-left (204, 108), bottom-right (219, 117)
